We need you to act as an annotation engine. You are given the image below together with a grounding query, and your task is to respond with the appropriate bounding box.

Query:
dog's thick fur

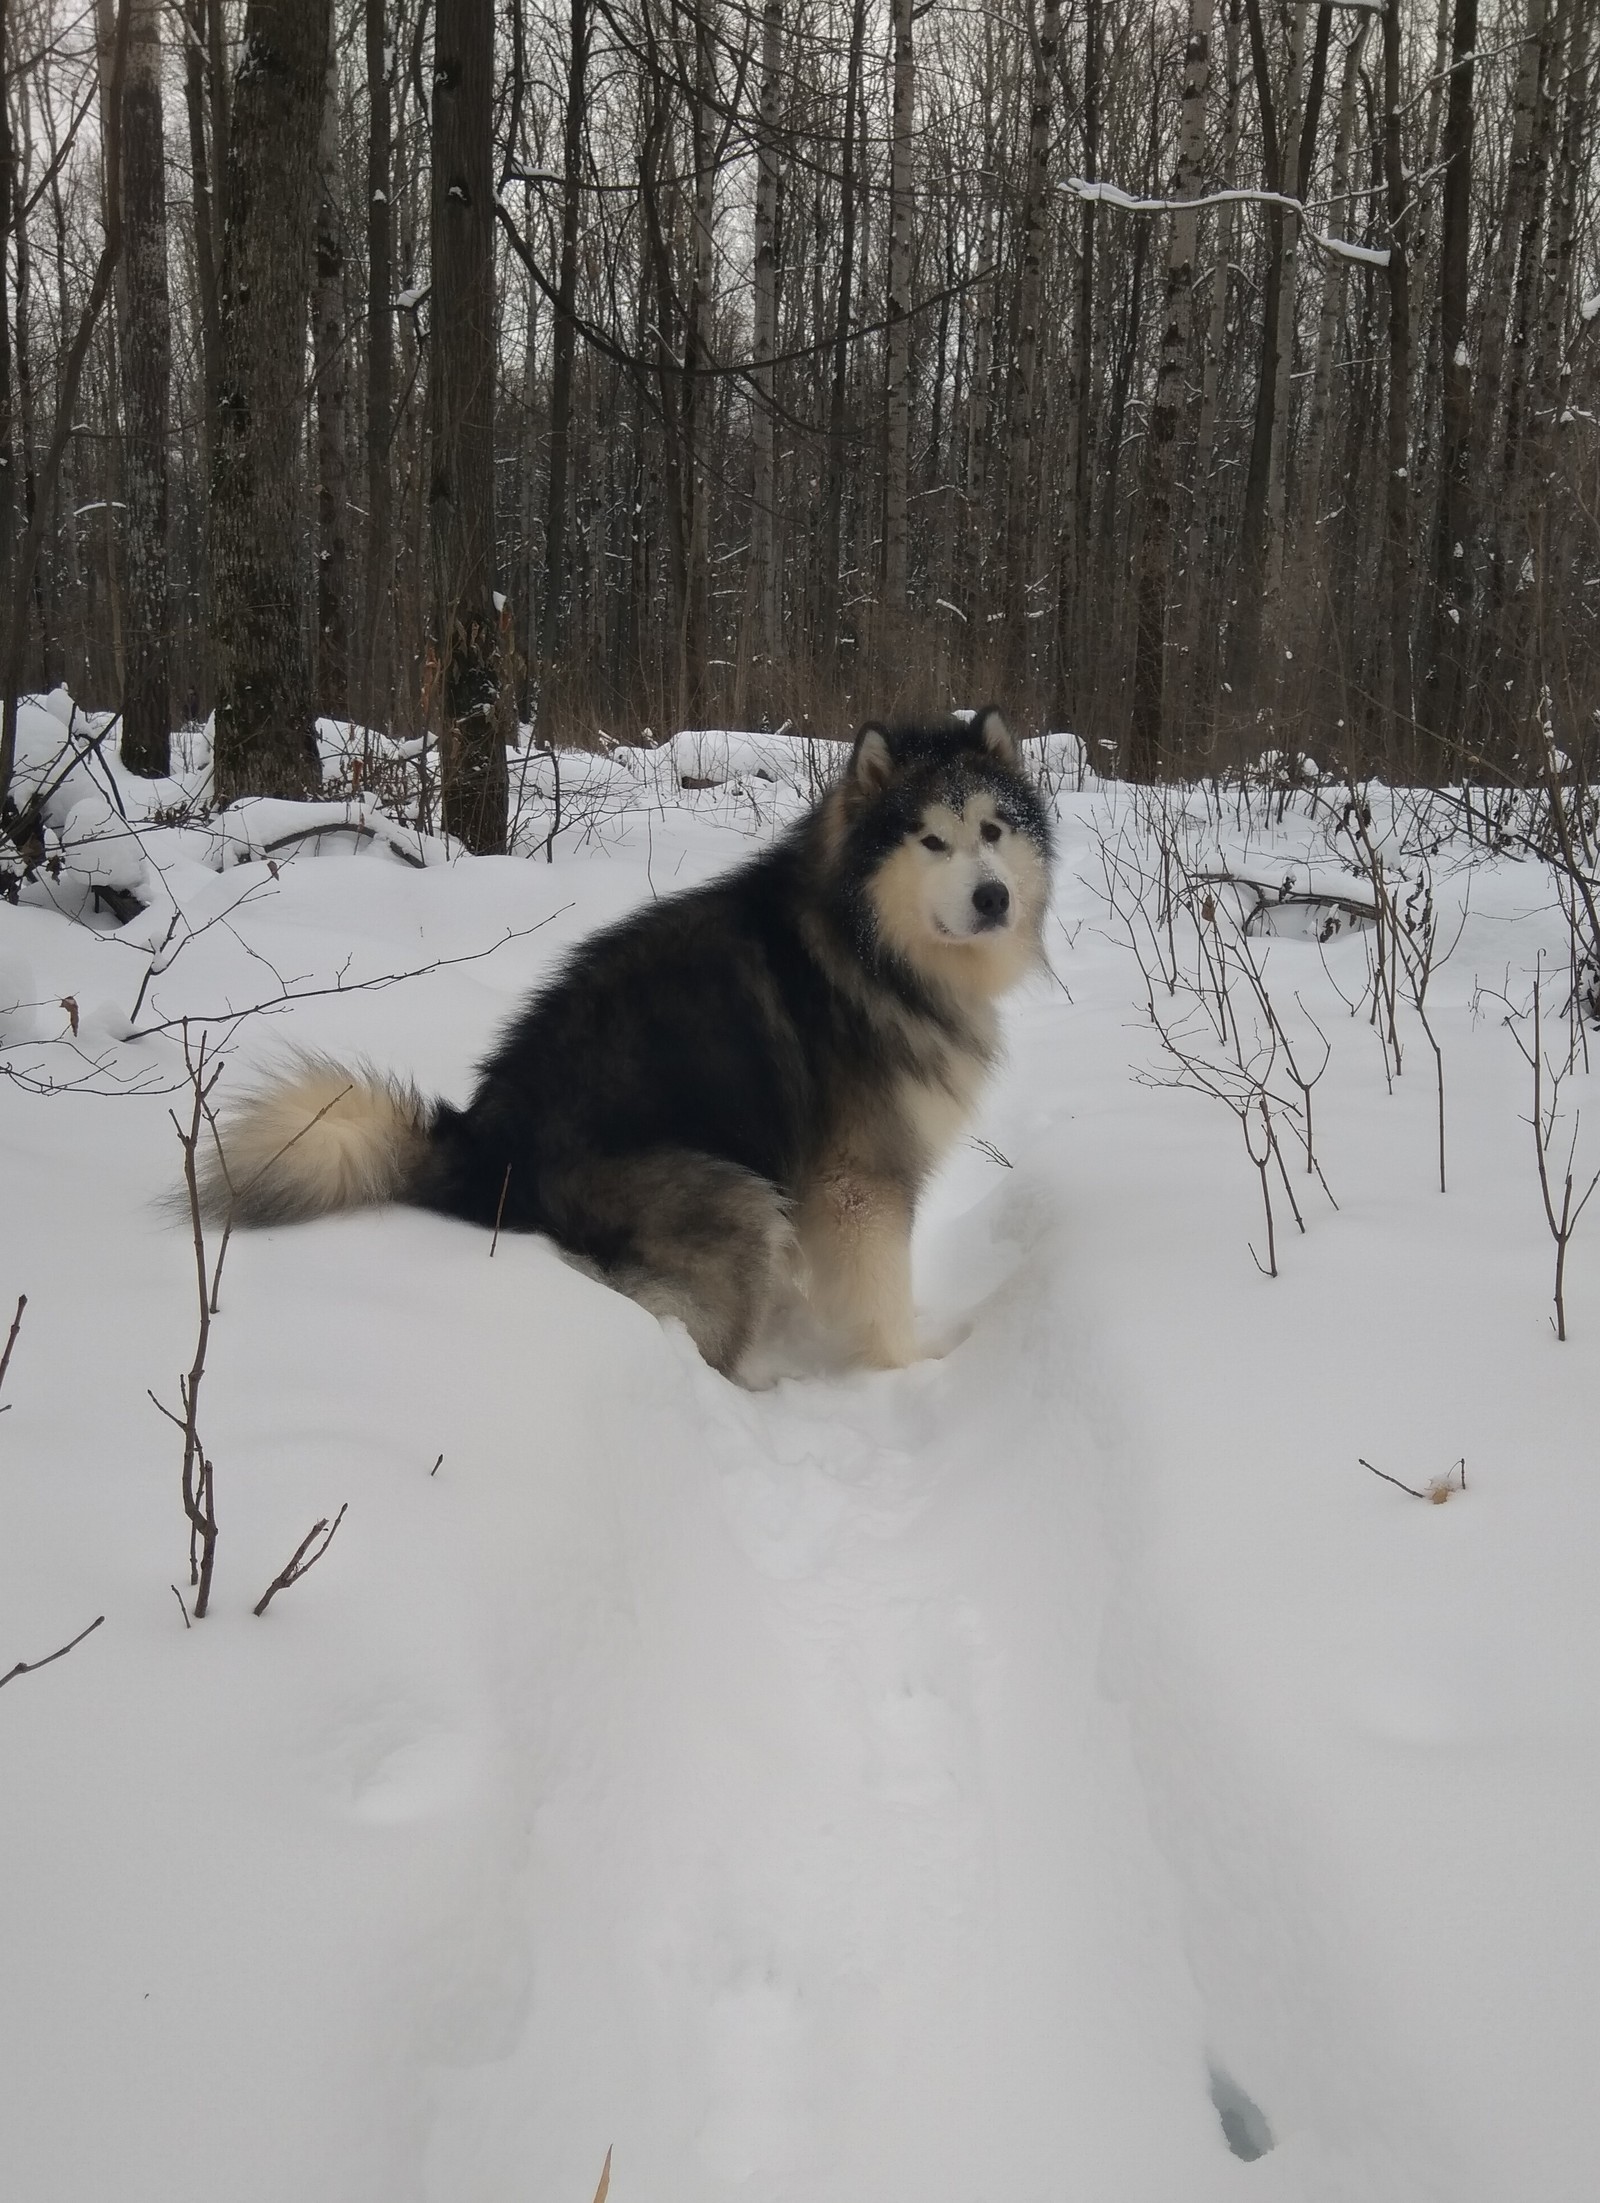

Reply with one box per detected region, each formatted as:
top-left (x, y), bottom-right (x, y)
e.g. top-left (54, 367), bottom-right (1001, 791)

top-left (200, 710), bottom-right (1054, 1376)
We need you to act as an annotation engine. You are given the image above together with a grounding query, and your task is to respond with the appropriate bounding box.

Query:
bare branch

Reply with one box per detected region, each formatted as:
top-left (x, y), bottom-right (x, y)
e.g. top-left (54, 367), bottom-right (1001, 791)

top-left (0, 1614), bottom-right (105, 1691)
top-left (254, 1505), bottom-right (349, 1617)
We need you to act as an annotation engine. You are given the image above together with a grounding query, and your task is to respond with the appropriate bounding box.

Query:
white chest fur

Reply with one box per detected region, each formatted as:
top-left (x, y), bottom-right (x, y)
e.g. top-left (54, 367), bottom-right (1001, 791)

top-left (896, 1042), bottom-right (991, 1177)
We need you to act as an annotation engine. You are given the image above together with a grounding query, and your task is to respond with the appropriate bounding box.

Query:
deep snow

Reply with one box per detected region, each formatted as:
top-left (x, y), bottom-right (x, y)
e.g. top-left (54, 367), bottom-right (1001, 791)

top-left (3, 706), bottom-right (1598, 2200)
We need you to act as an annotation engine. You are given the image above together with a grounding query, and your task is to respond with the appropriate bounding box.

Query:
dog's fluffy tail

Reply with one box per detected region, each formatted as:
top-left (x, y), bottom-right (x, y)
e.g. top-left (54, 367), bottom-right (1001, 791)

top-left (197, 1054), bottom-right (433, 1226)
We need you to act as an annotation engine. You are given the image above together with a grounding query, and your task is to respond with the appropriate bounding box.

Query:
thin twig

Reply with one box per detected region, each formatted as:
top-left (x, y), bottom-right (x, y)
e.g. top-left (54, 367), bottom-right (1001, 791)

top-left (0, 1614), bottom-right (105, 1690)
top-left (1358, 1456), bottom-right (1467, 1503)
top-left (125, 913), bottom-right (571, 1041)
top-left (0, 1292), bottom-right (25, 1404)
top-left (1358, 1457), bottom-right (1433, 1499)
top-left (490, 1164), bottom-right (513, 1256)
top-left (253, 1504), bottom-right (348, 1617)
top-left (170, 1583), bottom-right (192, 1629)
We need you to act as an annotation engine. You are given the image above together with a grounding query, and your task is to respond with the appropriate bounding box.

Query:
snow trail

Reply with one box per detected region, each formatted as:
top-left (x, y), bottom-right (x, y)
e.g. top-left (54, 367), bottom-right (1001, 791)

top-left (7, 728), bottom-right (1600, 2198)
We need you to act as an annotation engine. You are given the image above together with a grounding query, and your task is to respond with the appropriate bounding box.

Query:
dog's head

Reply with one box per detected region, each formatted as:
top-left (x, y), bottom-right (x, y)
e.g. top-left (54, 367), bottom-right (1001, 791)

top-left (832, 708), bottom-right (1054, 998)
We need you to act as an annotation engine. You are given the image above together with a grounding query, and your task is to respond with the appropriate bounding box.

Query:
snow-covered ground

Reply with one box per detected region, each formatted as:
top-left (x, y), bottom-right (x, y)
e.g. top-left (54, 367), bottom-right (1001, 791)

top-left (3, 701), bottom-right (1598, 2201)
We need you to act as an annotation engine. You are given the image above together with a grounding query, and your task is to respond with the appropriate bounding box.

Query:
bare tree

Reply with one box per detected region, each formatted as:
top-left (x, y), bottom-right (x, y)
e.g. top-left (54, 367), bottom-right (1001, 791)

top-left (882, 0), bottom-right (915, 642)
top-left (430, 0), bottom-right (507, 848)
top-left (313, 38), bottom-right (348, 718)
top-left (1003, 0), bottom-right (1062, 702)
top-left (1423, 0), bottom-right (1477, 772)
top-left (361, 0), bottom-right (394, 736)
top-left (1127, 0), bottom-right (1212, 780)
top-left (210, 0), bottom-right (333, 802)
top-left (537, 0), bottom-right (590, 690)
top-left (116, 0), bottom-right (170, 773)
top-left (750, 0), bottom-right (782, 689)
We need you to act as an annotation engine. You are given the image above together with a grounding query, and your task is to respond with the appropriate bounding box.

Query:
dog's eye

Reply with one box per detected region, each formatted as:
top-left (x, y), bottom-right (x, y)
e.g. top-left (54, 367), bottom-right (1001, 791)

top-left (980, 820), bottom-right (1003, 844)
top-left (921, 834), bottom-right (948, 854)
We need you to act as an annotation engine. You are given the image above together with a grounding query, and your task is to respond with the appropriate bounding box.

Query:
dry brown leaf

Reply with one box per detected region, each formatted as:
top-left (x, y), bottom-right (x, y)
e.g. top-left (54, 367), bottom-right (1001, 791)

top-left (592, 2145), bottom-right (613, 2203)
top-left (59, 995), bottom-right (79, 1036)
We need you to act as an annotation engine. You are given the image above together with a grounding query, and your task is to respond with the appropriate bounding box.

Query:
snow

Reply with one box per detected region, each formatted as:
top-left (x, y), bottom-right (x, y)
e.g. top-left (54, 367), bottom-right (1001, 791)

top-left (5, 703), bottom-right (1600, 2200)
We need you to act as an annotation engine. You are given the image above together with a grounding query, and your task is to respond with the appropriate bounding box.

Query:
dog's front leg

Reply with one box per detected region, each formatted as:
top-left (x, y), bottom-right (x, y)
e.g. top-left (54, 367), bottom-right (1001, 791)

top-left (798, 1169), bottom-right (918, 1368)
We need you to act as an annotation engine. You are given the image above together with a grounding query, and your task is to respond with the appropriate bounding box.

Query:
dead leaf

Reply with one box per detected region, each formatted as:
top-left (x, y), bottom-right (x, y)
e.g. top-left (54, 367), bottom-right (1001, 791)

top-left (592, 2146), bottom-right (612, 2203)
top-left (59, 996), bottom-right (79, 1036)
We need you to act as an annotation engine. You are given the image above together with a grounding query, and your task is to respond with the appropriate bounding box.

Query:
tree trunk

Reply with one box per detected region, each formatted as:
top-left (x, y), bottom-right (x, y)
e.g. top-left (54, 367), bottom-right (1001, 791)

top-left (1058, 0), bottom-right (1101, 722)
top-left (1471, 0), bottom-right (1546, 487)
top-left (362, 0), bottom-right (393, 736)
top-left (1003, 0), bottom-right (1062, 704)
top-left (2, 0), bottom-right (130, 827)
top-left (1499, 0), bottom-right (1563, 505)
top-left (750, 0), bottom-right (781, 686)
top-left (117, 0), bottom-right (170, 771)
top-left (1175, 0), bottom-right (1243, 750)
top-left (882, 0), bottom-right (915, 642)
top-left (313, 42), bottom-right (347, 719)
top-left (1302, 15), bottom-right (1368, 513)
top-left (430, 0), bottom-right (506, 848)
top-left (180, 0), bottom-right (220, 710)
top-left (540, 0), bottom-right (589, 683)
top-left (1381, 0), bottom-right (1415, 754)
top-left (681, 0), bottom-right (716, 723)
top-left (0, 0), bottom-right (17, 690)
top-left (1261, 1), bottom-right (1308, 621)
top-left (1127, 0), bottom-right (1212, 781)
top-left (211, 0), bottom-right (332, 803)
top-left (820, 0), bottom-right (865, 668)
top-left (1422, 0), bottom-right (1476, 771)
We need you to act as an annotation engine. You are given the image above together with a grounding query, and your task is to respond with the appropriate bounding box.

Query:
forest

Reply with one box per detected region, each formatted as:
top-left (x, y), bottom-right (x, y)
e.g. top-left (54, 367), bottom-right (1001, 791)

top-left (1, 0), bottom-right (1596, 851)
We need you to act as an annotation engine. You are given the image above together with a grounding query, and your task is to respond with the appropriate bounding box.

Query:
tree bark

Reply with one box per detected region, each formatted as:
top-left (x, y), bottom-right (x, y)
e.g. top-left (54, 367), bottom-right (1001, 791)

top-left (820, 0), bottom-right (865, 668)
top-left (1303, 15), bottom-right (1368, 515)
top-left (211, 0), bottom-right (332, 803)
top-left (313, 40), bottom-right (348, 718)
top-left (115, 0), bottom-right (170, 771)
top-left (1058, 0), bottom-right (1101, 721)
top-left (1261, 1), bottom-right (1308, 622)
top-left (540, 0), bottom-right (589, 682)
top-left (1127, 0), bottom-right (1212, 781)
top-left (2, 0), bottom-right (130, 826)
top-left (750, 0), bottom-right (782, 684)
top-left (1422, 0), bottom-right (1476, 770)
top-left (882, 0), bottom-right (915, 640)
top-left (362, 0), bottom-right (393, 736)
top-left (0, 0), bottom-right (18, 716)
top-left (1003, 0), bottom-right (1062, 703)
top-left (429, 0), bottom-right (506, 848)
top-left (1381, 0), bottom-right (1415, 753)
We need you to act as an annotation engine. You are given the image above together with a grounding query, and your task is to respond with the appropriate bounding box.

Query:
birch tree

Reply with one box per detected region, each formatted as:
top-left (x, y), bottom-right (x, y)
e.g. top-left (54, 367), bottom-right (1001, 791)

top-left (1127, 0), bottom-right (1212, 780)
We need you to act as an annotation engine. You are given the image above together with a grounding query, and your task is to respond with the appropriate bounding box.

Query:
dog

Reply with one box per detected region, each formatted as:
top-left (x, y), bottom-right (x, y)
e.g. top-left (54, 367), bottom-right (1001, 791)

top-left (199, 709), bottom-right (1055, 1378)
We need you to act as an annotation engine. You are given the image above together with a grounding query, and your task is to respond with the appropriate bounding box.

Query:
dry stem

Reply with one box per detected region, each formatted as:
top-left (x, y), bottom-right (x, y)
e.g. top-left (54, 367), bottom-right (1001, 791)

top-left (0, 1613), bottom-right (105, 1690)
top-left (253, 1504), bottom-right (349, 1617)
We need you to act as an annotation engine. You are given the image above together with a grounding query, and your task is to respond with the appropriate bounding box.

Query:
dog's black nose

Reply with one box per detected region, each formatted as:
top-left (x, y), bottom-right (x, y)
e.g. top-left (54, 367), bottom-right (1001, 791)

top-left (972, 879), bottom-right (1010, 926)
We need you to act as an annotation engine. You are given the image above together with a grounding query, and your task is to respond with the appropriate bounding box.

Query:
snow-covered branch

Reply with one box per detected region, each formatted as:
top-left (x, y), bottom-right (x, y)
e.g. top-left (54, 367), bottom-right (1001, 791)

top-left (1062, 176), bottom-right (1392, 268)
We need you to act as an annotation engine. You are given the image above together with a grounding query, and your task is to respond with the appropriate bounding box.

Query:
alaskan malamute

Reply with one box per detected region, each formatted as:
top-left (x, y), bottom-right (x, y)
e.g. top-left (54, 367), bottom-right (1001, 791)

top-left (200, 709), bottom-right (1054, 1377)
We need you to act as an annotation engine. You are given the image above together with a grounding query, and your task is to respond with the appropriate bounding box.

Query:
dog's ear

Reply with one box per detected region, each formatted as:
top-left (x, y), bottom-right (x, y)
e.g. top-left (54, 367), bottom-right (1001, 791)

top-left (851, 722), bottom-right (895, 793)
top-left (968, 706), bottom-right (1018, 769)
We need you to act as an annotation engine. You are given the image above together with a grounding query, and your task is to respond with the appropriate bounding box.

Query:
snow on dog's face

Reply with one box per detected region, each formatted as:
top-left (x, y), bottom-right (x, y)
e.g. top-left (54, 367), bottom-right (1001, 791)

top-left (841, 709), bottom-right (1054, 998)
